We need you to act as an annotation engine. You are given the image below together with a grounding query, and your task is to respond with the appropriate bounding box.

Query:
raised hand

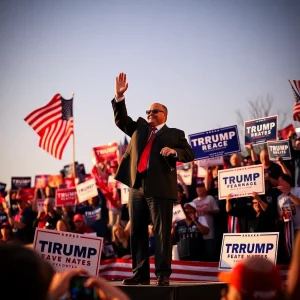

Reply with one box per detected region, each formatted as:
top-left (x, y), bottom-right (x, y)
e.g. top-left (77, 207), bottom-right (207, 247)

top-left (115, 72), bottom-right (129, 98)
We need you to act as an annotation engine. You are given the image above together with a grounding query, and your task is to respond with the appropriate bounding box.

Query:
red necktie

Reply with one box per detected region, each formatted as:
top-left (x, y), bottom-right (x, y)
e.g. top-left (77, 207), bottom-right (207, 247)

top-left (137, 127), bottom-right (157, 173)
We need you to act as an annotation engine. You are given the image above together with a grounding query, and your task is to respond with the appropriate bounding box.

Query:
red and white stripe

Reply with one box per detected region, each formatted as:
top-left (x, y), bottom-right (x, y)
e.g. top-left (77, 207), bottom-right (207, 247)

top-left (99, 259), bottom-right (288, 282)
top-left (38, 118), bottom-right (73, 160)
top-left (24, 94), bottom-right (62, 136)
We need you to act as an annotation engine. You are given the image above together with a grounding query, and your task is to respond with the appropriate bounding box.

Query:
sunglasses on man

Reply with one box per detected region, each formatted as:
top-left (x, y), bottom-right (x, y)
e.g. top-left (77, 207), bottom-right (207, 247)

top-left (146, 109), bottom-right (165, 115)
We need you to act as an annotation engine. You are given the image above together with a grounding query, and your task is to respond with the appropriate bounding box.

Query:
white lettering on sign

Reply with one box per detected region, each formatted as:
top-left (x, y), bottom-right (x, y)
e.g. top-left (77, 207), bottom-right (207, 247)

top-left (269, 145), bottom-right (288, 155)
top-left (246, 122), bottom-right (275, 138)
top-left (96, 146), bottom-right (118, 155)
top-left (190, 131), bottom-right (235, 151)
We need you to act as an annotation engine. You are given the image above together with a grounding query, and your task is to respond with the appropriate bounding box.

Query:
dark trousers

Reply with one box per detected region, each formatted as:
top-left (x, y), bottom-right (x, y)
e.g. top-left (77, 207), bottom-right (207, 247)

top-left (129, 185), bottom-right (173, 278)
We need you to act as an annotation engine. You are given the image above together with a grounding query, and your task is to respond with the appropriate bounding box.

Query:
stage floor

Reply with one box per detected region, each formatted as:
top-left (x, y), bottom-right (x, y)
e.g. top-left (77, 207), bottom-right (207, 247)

top-left (111, 280), bottom-right (226, 300)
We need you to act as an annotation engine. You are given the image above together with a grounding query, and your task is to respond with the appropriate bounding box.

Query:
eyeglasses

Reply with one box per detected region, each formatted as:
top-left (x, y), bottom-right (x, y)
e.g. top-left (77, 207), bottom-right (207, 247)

top-left (252, 201), bottom-right (258, 205)
top-left (146, 109), bottom-right (165, 115)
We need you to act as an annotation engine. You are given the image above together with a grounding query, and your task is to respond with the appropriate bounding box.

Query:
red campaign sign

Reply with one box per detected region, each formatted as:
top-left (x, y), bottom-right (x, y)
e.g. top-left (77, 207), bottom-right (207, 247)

top-left (35, 175), bottom-right (50, 188)
top-left (18, 188), bottom-right (36, 200)
top-left (63, 178), bottom-right (75, 188)
top-left (55, 188), bottom-right (77, 207)
top-left (93, 142), bottom-right (118, 163)
top-left (278, 124), bottom-right (295, 140)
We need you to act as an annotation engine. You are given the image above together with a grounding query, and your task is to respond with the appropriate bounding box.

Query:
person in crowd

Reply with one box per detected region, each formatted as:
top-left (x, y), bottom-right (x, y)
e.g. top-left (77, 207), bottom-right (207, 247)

top-left (76, 195), bottom-right (109, 238)
top-left (107, 160), bottom-right (122, 229)
top-left (277, 174), bottom-right (300, 263)
top-left (112, 222), bottom-right (131, 259)
top-left (5, 197), bottom-right (36, 244)
top-left (258, 150), bottom-right (290, 187)
top-left (218, 256), bottom-right (284, 300)
top-left (0, 222), bottom-right (13, 243)
top-left (172, 202), bottom-right (209, 261)
top-left (0, 243), bottom-right (130, 300)
top-left (288, 132), bottom-right (300, 186)
top-left (192, 182), bottom-right (219, 261)
top-left (61, 205), bottom-right (75, 231)
top-left (0, 200), bottom-right (8, 226)
top-left (56, 218), bottom-right (70, 232)
top-left (112, 72), bottom-right (195, 286)
top-left (226, 192), bottom-right (276, 233)
top-left (35, 198), bottom-right (61, 230)
top-left (286, 230), bottom-right (300, 299)
top-left (175, 182), bottom-right (189, 208)
top-left (73, 213), bottom-right (94, 234)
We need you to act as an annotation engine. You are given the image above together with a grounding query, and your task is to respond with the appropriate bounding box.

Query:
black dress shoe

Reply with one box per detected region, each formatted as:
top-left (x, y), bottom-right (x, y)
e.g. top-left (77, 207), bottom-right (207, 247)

top-left (122, 274), bottom-right (150, 285)
top-left (156, 275), bottom-right (169, 286)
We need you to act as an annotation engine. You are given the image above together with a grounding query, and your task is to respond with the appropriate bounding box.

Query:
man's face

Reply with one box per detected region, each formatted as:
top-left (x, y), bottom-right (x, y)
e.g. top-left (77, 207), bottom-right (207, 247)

top-left (230, 154), bottom-right (241, 167)
top-left (147, 103), bottom-right (167, 127)
top-left (260, 150), bottom-right (270, 166)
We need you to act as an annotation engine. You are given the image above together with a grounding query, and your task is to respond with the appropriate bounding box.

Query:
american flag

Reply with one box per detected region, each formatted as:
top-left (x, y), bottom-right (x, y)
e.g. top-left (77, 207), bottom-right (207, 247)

top-left (289, 80), bottom-right (300, 122)
top-left (24, 94), bottom-right (73, 160)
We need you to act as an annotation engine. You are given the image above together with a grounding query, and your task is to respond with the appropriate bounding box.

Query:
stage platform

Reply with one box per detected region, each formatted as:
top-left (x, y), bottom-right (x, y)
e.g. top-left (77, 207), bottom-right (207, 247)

top-left (111, 281), bottom-right (226, 300)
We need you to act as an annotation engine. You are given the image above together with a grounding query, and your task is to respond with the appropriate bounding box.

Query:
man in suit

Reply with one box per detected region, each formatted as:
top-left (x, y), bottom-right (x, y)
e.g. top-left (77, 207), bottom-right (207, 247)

top-left (112, 73), bottom-right (195, 286)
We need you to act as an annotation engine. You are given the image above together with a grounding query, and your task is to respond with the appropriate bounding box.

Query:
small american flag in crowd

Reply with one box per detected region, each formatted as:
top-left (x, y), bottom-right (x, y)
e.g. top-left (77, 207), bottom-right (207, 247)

top-left (24, 94), bottom-right (74, 160)
top-left (289, 80), bottom-right (300, 122)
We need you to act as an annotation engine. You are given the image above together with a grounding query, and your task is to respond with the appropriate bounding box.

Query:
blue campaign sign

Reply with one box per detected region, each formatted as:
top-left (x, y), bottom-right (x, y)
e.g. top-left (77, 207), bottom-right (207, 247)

top-left (188, 125), bottom-right (241, 160)
top-left (244, 115), bottom-right (278, 145)
top-left (267, 140), bottom-right (291, 161)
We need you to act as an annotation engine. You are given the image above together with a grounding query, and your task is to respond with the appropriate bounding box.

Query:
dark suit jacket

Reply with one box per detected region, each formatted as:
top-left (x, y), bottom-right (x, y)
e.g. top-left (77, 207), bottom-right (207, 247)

top-left (112, 99), bottom-right (195, 200)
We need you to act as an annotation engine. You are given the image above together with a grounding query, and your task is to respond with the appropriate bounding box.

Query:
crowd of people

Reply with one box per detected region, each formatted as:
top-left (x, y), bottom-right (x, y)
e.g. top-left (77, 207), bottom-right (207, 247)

top-left (1, 131), bottom-right (300, 266)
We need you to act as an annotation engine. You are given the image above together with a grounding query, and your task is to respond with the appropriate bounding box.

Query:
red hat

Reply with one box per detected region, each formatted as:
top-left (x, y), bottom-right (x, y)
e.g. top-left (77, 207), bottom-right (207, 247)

top-left (73, 214), bottom-right (84, 222)
top-left (218, 257), bottom-right (283, 299)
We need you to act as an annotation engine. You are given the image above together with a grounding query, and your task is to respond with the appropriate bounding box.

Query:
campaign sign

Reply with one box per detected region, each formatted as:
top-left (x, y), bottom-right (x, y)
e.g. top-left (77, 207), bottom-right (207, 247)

top-left (33, 228), bottom-right (103, 275)
top-left (76, 179), bottom-right (98, 203)
top-left (278, 124), bottom-right (294, 140)
top-left (176, 163), bottom-right (193, 185)
top-left (48, 174), bottom-right (63, 188)
top-left (55, 188), bottom-right (77, 207)
top-left (18, 188), bottom-right (36, 200)
top-left (35, 175), bottom-right (50, 188)
top-left (244, 115), bottom-right (278, 145)
top-left (11, 177), bottom-right (31, 190)
top-left (218, 165), bottom-right (265, 199)
top-left (172, 204), bottom-right (186, 222)
top-left (196, 156), bottom-right (224, 168)
top-left (219, 232), bottom-right (279, 270)
top-left (93, 142), bottom-right (119, 163)
top-left (267, 140), bottom-right (291, 161)
top-left (189, 126), bottom-right (241, 160)
top-left (120, 183), bottom-right (130, 205)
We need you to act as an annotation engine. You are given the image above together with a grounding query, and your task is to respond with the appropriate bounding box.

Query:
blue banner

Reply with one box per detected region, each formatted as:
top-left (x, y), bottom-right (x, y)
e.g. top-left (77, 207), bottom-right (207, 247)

top-left (244, 116), bottom-right (278, 145)
top-left (267, 140), bottom-right (291, 161)
top-left (188, 125), bottom-right (241, 160)
top-left (11, 177), bottom-right (31, 190)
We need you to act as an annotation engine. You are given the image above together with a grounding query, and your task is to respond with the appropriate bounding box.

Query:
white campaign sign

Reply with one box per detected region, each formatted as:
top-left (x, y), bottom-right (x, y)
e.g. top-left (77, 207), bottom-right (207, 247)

top-left (219, 232), bottom-right (279, 270)
top-left (120, 183), bottom-right (130, 205)
top-left (33, 228), bottom-right (103, 275)
top-left (172, 204), bottom-right (186, 222)
top-left (76, 178), bottom-right (98, 203)
top-left (218, 165), bottom-right (265, 199)
top-left (197, 156), bottom-right (224, 168)
top-left (177, 168), bottom-right (193, 185)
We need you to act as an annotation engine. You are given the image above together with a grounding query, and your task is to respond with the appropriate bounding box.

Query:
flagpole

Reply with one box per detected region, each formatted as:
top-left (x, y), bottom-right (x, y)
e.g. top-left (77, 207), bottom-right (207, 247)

top-left (72, 92), bottom-right (76, 179)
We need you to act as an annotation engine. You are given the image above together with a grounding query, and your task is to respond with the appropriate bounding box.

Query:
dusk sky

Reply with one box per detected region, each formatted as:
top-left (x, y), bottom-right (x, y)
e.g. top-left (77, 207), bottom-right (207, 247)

top-left (1, 0), bottom-right (300, 188)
